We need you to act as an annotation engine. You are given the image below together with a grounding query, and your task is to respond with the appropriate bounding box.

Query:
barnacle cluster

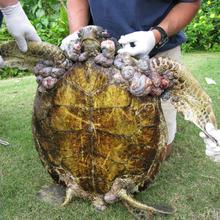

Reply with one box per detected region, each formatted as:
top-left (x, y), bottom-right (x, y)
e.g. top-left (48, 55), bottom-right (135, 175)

top-left (34, 26), bottom-right (175, 96)
top-left (33, 60), bottom-right (71, 93)
top-left (111, 53), bottom-right (175, 97)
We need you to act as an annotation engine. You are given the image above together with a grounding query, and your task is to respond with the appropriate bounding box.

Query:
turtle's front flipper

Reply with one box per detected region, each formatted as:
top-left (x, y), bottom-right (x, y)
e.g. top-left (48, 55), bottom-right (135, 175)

top-left (0, 41), bottom-right (69, 71)
top-left (150, 57), bottom-right (217, 140)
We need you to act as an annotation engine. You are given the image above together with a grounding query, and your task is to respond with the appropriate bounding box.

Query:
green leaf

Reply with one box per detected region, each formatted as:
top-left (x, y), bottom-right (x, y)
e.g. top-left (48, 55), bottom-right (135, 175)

top-left (36, 9), bottom-right (45, 17)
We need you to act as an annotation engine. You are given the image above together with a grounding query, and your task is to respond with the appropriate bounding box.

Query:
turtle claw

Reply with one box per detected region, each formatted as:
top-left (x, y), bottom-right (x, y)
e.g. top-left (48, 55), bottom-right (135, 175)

top-left (61, 186), bottom-right (75, 206)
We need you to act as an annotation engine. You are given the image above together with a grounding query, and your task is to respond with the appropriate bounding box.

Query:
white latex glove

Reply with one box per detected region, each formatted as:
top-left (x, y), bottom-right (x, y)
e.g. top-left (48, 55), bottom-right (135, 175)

top-left (60, 31), bottom-right (82, 61)
top-left (118, 31), bottom-right (156, 56)
top-left (60, 32), bottom-right (79, 56)
top-left (1, 2), bottom-right (41, 52)
top-left (200, 123), bottom-right (220, 162)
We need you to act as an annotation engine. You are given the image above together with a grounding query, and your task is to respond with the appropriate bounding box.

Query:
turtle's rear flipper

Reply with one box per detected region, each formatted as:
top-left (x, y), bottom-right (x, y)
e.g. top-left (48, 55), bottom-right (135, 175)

top-left (123, 202), bottom-right (175, 220)
top-left (36, 183), bottom-right (66, 206)
top-left (118, 189), bottom-right (175, 220)
top-left (123, 201), bottom-right (153, 220)
top-left (150, 57), bottom-right (217, 138)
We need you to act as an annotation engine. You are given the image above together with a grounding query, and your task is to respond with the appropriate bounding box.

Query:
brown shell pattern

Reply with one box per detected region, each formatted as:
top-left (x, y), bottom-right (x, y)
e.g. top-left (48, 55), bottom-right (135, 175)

top-left (33, 62), bottom-right (167, 194)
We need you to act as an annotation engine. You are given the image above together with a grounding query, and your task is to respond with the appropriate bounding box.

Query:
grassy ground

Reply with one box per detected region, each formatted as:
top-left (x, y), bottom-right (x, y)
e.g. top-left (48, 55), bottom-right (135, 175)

top-left (0, 52), bottom-right (220, 220)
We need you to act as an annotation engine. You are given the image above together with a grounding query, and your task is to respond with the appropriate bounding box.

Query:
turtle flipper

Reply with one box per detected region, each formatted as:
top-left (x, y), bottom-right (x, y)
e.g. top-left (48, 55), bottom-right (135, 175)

top-left (0, 41), bottom-right (68, 71)
top-left (118, 189), bottom-right (175, 217)
top-left (123, 201), bottom-right (153, 220)
top-left (123, 201), bottom-right (175, 220)
top-left (150, 57), bottom-right (217, 137)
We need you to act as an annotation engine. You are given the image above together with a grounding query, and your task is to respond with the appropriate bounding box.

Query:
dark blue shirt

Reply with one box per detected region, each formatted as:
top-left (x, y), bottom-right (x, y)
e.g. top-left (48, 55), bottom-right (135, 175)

top-left (88, 0), bottom-right (196, 56)
top-left (0, 11), bottom-right (3, 27)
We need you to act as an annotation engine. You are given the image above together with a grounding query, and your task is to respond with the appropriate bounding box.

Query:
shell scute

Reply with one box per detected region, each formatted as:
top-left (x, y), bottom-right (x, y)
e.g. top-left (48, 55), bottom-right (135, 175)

top-left (64, 63), bottom-right (109, 94)
top-left (50, 106), bottom-right (88, 132)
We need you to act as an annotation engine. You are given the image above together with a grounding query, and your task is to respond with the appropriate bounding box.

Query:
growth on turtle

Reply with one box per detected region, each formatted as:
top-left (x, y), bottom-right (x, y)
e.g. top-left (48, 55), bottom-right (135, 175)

top-left (0, 25), bottom-right (218, 220)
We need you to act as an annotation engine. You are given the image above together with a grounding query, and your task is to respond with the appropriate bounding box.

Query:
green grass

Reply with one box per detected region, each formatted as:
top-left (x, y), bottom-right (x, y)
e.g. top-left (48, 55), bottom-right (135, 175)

top-left (0, 52), bottom-right (220, 220)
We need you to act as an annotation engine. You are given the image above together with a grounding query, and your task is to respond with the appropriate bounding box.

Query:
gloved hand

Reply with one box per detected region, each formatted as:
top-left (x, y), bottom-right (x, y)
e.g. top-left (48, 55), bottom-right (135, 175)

top-left (118, 31), bottom-right (156, 57)
top-left (60, 32), bottom-right (80, 59)
top-left (200, 123), bottom-right (220, 162)
top-left (1, 2), bottom-right (41, 53)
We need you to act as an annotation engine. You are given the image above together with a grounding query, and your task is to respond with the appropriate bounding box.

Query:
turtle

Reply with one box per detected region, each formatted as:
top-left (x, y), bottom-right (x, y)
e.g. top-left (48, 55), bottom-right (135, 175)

top-left (0, 25), bottom-right (219, 220)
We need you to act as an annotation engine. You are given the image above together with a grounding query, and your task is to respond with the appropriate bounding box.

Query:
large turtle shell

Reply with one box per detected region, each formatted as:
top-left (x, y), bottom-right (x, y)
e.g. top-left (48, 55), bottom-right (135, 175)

top-left (33, 61), bottom-right (167, 194)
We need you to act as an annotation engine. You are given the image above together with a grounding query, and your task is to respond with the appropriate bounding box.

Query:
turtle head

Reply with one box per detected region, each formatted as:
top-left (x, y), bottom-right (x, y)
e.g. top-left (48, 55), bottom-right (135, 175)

top-left (79, 25), bottom-right (108, 41)
top-left (79, 26), bottom-right (109, 56)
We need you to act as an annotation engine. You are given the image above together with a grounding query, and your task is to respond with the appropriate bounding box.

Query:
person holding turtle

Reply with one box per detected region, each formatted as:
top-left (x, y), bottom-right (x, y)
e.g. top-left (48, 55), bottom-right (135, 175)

top-left (62, 0), bottom-right (220, 162)
top-left (0, 0), bottom-right (41, 67)
top-left (0, 0), bottom-right (41, 145)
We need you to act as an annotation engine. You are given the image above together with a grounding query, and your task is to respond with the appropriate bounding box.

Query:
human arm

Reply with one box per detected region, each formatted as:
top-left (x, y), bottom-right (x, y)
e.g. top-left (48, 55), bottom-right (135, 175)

top-left (155, 1), bottom-right (201, 42)
top-left (0, 0), bottom-right (41, 52)
top-left (118, 1), bottom-right (201, 56)
top-left (0, 0), bottom-right (18, 7)
top-left (60, 0), bottom-right (90, 56)
top-left (67, 0), bottom-right (90, 33)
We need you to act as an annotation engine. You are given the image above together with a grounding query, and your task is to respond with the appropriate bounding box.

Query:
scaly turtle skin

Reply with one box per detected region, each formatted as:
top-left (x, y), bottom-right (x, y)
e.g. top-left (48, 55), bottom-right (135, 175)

top-left (0, 25), bottom-right (218, 219)
top-left (0, 40), bottom-right (68, 69)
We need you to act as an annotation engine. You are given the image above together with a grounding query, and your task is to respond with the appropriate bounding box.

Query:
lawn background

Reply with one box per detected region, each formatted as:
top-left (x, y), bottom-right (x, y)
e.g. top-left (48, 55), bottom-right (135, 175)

top-left (0, 52), bottom-right (220, 220)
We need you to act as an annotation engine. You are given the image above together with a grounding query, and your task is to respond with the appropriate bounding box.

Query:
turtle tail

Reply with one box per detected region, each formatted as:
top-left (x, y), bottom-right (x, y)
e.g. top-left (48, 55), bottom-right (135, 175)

top-left (117, 189), bottom-right (175, 220)
top-left (0, 41), bottom-right (68, 71)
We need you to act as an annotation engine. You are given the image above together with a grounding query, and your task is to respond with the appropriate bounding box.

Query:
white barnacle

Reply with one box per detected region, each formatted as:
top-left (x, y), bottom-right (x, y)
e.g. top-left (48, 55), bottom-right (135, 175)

top-left (121, 66), bottom-right (135, 81)
top-left (114, 53), bottom-right (136, 69)
top-left (42, 76), bottom-right (58, 90)
top-left (112, 69), bottom-right (127, 84)
top-left (129, 74), bottom-right (152, 96)
top-left (94, 53), bottom-right (114, 67)
top-left (137, 55), bottom-right (150, 72)
top-left (101, 39), bottom-right (115, 59)
top-left (36, 75), bottom-right (43, 85)
top-left (149, 70), bottom-right (161, 87)
top-left (39, 67), bottom-right (53, 77)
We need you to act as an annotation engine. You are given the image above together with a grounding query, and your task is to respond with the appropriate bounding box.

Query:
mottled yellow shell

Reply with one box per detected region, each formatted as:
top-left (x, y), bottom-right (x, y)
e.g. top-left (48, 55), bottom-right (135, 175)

top-left (33, 62), bottom-right (167, 194)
